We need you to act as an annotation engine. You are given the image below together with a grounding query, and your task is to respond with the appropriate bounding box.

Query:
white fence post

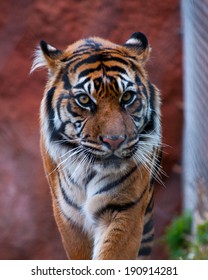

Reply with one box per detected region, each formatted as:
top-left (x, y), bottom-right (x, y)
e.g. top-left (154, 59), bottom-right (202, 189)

top-left (182, 0), bottom-right (208, 229)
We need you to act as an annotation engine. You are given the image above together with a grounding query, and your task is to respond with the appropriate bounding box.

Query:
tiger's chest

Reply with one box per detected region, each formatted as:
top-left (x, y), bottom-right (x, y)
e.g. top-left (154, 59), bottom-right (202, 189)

top-left (56, 165), bottom-right (122, 235)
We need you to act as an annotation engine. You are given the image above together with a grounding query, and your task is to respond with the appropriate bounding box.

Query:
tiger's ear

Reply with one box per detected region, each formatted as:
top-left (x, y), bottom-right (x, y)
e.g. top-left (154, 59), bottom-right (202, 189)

top-left (124, 32), bottom-right (151, 64)
top-left (30, 40), bottom-right (62, 74)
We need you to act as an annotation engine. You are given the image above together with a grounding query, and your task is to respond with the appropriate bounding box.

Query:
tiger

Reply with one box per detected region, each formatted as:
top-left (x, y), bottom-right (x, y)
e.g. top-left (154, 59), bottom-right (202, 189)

top-left (31, 32), bottom-right (162, 260)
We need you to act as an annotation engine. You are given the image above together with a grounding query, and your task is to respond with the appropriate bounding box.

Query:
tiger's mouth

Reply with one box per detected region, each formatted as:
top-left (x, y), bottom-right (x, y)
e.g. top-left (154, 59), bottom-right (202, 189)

top-left (95, 153), bottom-right (130, 162)
top-left (57, 136), bottom-right (139, 167)
top-left (82, 142), bottom-right (138, 165)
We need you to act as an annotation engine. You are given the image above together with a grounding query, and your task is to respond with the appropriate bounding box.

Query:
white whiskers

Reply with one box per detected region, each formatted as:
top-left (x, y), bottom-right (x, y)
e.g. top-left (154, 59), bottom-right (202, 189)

top-left (48, 144), bottom-right (96, 186)
top-left (48, 146), bottom-right (82, 176)
top-left (133, 133), bottom-right (167, 186)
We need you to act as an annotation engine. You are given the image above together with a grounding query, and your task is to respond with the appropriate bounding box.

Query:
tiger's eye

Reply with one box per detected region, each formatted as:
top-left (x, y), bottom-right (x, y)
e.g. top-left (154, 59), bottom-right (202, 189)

top-left (75, 93), bottom-right (96, 111)
top-left (121, 91), bottom-right (135, 105)
top-left (78, 94), bottom-right (90, 105)
top-left (122, 92), bottom-right (132, 101)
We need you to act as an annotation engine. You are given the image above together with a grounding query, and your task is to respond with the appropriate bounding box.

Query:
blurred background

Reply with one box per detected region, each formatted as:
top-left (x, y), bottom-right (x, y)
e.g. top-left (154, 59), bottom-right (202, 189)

top-left (0, 0), bottom-right (206, 260)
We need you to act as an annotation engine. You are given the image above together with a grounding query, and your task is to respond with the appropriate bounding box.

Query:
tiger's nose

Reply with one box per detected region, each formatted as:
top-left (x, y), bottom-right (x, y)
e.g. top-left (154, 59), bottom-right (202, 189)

top-left (100, 135), bottom-right (126, 150)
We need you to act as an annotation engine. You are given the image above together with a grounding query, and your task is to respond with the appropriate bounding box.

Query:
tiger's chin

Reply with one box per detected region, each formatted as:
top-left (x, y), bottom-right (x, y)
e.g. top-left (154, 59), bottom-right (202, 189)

top-left (92, 152), bottom-right (136, 172)
top-left (96, 154), bottom-right (126, 167)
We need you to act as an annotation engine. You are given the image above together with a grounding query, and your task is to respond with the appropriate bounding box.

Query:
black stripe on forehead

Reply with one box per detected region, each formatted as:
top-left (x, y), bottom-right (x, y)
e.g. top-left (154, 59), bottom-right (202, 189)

top-left (73, 54), bottom-right (100, 72)
top-left (82, 39), bottom-right (103, 50)
top-left (78, 64), bottom-right (102, 79)
top-left (73, 53), bottom-right (129, 73)
top-left (65, 40), bottom-right (102, 58)
top-left (103, 55), bottom-right (129, 66)
top-left (77, 64), bottom-right (127, 81)
top-left (103, 65), bottom-right (128, 75)
top-left (73, 77), bottom-right (91, 90)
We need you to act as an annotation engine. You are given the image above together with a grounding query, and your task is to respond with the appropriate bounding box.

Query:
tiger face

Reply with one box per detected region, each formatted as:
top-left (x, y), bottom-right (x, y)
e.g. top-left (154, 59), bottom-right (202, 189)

top-left (32, 32), bottom-right (160, 174)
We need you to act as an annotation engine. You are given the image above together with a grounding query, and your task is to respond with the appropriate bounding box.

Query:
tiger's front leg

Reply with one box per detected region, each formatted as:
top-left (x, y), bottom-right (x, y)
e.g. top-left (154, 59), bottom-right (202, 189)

top-left (92, 202), bottom-right (145, 260)
top-left (53, 201), bottom-right (93, 260)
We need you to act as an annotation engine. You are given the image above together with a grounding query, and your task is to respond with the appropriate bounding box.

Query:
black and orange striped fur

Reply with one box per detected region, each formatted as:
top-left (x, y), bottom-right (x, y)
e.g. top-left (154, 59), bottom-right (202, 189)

top-left (31, 32), bottom-right (162, 259)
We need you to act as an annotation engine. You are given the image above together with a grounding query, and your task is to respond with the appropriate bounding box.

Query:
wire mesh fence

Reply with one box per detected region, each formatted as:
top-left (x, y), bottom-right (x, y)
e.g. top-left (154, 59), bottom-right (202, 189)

top-left (182, 0), bottom-right (208, 227)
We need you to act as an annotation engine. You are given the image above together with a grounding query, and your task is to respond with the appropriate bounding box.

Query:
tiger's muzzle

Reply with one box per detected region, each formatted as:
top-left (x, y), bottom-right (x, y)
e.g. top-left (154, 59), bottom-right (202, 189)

top-left (99, 134), bottom-right (126, 151)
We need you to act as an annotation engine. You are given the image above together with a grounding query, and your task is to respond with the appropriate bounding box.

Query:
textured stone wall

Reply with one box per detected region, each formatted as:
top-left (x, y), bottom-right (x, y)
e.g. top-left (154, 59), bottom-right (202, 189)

top-left (0, 0), bottom-right (182, 259)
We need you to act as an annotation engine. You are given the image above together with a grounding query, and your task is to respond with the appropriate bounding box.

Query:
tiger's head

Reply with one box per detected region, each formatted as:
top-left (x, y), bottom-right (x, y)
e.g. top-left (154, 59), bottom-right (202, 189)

top-left (32, 32), bottom-right (161, 173)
